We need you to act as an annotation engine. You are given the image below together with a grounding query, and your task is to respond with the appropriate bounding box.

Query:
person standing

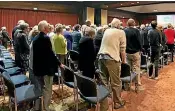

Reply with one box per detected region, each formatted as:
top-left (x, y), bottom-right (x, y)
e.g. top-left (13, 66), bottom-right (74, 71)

top-left (16, 23), bottom-right (30, 74)
top-left (52, 24), bottom-right (67, 64)
top-left (124, 19), bottom-right (143, 91)
top-left (72, 24), bottom-right (81, 52)
top-left (63, 26), bottom-right (73, 51)
top-left (164, 23), bottom-right (175, 62)
top-left (148, 21), bottom-right (161, 80)
top-left (140, 24), bottom-right (149, 55)
top-left (0, 27), bottom-right (10, 49)
top-left (98, 18), bottom-right (126, 110)
top-left (78, 27), bottom-right (96, 79)
top-left (33, 20), bottom-right (63, 111)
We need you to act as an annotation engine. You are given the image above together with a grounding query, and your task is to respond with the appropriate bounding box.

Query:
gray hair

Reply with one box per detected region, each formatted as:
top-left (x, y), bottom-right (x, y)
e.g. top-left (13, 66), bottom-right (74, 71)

top-left (20, 23), bottom-right (29, 30)
top-left (38, 20), bottom-right (49, 32)
top-left (111, 18), bottom-right (121, 28)
top-left (1, 26), bottom-right (6, 31)
top-left (140, 24), bottom-right (145, 30)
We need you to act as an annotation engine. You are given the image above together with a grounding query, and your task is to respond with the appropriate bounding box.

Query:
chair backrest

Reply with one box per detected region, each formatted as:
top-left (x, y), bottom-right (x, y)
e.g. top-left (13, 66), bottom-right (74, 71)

top-left (121, 63), bottom-right (131, 77)
top-left (69, 50), bottom-right (79, 61)
top-left (141, 54), bottom-right (147, 65)
top-left (74, 72), bottom-right (97, 97)
top-left (1, 72), bottom-right (15, 97)
top-left (62, 65), bottom-right (74, 82)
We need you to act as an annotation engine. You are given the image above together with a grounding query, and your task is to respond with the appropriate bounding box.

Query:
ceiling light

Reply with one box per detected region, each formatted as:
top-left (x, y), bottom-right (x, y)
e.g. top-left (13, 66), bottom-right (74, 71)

top-left (123, 17), bottom-right (125, 18)
top-left (121, 4), bottom-right (123, 5)
top-left (137, 2), bottom-right (139, 3)
top-left (154, 9), bottom-right (158, 12)
top-left (131, 3), bottom-right (134, 4)
top-left (106, 5), bottom-right (108, 7)
top-left (33, 7), bottom-right (38, 10)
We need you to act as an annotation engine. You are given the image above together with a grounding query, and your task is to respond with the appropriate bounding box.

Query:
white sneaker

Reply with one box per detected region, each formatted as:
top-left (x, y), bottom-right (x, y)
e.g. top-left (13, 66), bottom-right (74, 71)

top-left (154, 77), bottom-right (158, 80)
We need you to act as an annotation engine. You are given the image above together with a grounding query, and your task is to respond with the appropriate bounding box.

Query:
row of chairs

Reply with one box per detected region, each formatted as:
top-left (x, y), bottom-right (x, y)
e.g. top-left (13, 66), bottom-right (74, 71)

top-left (0, 45), bottom-right (43, 111)
top-left (57, 50), bottom-right (138, 111)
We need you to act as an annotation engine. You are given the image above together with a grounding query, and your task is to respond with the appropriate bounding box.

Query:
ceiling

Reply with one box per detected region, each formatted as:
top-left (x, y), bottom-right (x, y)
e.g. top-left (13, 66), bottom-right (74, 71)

top-left (117, 2), bottom-right (175, 13)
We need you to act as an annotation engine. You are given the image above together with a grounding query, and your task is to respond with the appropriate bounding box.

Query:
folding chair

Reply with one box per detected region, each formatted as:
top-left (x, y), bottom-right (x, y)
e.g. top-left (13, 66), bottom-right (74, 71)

top-left (2, 72), bottom-right (43, 111)
top-left (120, 63), bottom-right (138, 92)
top-left (74, 71), bottom-right (112, 111)
top-left (68, 50), bottom-right (79, 71)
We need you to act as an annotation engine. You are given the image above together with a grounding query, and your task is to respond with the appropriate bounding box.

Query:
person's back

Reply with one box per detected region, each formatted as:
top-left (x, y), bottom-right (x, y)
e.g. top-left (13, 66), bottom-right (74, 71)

top-left (63, 30), bottom-right (73, 50)
top-left (52, 34), bottom-right (67, 55)
top-left (164, 28), bottom-right (175, 44)
top-left (72, 30), bottom-right (81, 51)
top-left (124, 27), bottom-right (142, 54)
top-left (140, 29), bottom-right (149, 46)
top-left (98, 28), bottom-right (125, 62)
top-left (148, 28), bottom-right (161, 50)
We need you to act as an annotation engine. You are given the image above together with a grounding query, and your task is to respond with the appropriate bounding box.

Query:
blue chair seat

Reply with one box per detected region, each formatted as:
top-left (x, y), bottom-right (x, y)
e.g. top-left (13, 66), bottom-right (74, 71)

top-left (64, 82), bottom-right (75, 88)
top-left (79, 85), bottom-right (110, 104)
top-left (4, 63), bottom-right (16, 69)
top-left (14, 85), bottom-right (41, 104)
top-left (4, 56), bottom-right (12, 59)
top-left (10, 75), bottom-right (30, 87)
top-left (120, 72), bottom-right (137, 82)
top-left (4, 67), bottom-right (21, 76)
top-left (3, 53), bottom-right (11, 56)
top-left (2, 51), bottom-right (9, 53)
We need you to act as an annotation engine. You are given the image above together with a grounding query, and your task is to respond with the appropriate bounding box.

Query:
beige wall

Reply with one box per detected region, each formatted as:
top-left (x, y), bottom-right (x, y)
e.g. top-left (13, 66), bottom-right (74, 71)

top-left (86, 7), bottom-right (94, 24)
top-left (101, 9), bottom-right (107, 25)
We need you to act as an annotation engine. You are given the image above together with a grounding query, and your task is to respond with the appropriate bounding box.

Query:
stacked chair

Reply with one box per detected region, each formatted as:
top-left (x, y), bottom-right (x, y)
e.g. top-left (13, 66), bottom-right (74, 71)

top-left (0, 45), bottom-right (43, 111)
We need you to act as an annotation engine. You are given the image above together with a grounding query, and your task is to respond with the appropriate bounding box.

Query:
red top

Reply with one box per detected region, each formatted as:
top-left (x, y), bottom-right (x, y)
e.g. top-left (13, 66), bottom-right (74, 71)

top-left (164, 29), bottom-right (175, 44)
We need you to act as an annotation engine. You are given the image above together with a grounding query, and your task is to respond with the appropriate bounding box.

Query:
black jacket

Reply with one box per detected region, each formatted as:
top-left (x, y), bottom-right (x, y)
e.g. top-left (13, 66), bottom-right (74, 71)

top-left (16, 31), bottom-right (29, 54)
top-left (124, 27), bottom-right (142, 54)
top-left (12, 26), bottom-right (20, 41)
top-left (140, 29), bottom-right (149, 46)
top-left (148, 29), bottom-right (161, 51)
top-left (78, 36), bottom-right (96, 78)
top-left (33, 32), bottom-right (61, 76)
top-left (94, 32), bottom-right (103, 56)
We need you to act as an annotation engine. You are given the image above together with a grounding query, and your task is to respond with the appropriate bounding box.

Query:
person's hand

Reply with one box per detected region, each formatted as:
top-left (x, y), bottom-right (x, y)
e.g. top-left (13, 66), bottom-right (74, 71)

top-left (60, 64), bottom-right (65, 69)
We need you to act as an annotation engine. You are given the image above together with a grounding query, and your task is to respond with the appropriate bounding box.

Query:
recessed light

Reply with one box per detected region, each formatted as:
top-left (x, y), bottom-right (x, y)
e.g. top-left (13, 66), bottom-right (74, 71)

top-left (121, 4), bottom-right (123, 5)
top-left (137, 2), bottom-right (139, 3)
top-left (123, 17), bottom-right (125, 18)
top-left (131, 3), bottom-right (134, 4)
top-left (154, 9), bottom-right (158, 12)
top-left (33, 7), bottom-right (38, 10)
top-left (106, 5), bottom-right (108, 7)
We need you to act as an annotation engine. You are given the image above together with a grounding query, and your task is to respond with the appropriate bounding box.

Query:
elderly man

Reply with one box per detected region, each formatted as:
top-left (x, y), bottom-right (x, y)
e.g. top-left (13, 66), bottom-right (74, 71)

top-left (140, 24), bottom-right (149, 55)
top-left (32, 20), bottom-right (63, 111)
top-left (0, 27), bottom-right (10, 48)
top-left (98, 18), bottom-right (126, 110)
top-left (124, 19), bottom-right (143, 91)
top-left (148, 21), bottom-right (161, 80)
top-left (63, 26), bottom-right (73, 51)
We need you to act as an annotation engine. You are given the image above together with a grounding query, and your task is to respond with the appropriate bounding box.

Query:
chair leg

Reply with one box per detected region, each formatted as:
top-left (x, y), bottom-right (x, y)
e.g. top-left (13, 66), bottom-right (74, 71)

top-left (15, 101), bottom-right (17, 111)
top-left (41, 96), bottom-right (44, 111)
top-left (76, 88), bottom-right (79, 111)
top-left (9, 97), bottom-right (12, 111)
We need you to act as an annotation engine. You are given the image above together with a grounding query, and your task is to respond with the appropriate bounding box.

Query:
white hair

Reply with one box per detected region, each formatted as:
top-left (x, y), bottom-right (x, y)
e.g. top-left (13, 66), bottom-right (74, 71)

top-left (111, 18), bottom-right (121, 28)
top-left (32, 25), bottom-right (38, 31)
top-left (1, 26), bottom-right (6, 30)
top-left (140, 24), bottom-right (145, 30)
top-left (38, 20), bottom-right (48, 32)
top-left (17, 20), bottom-right (25, 25)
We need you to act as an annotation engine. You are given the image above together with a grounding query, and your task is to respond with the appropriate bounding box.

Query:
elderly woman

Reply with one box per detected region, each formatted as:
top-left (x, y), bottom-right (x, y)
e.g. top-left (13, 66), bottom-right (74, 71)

top-left (16, 23), bottom-right (30, 74)
top-left (78, 27), bottom-right (96, 78)
top-left (0, 27), bottom-right (10, 48)
top-left (52, 24), bottom-right (67, 64)
top-left (72, 24), bottom-right (81, 52)
top-left (94, 27), bottom-right (104, 57)
top-left (28, 25), bottom-right (39, 44)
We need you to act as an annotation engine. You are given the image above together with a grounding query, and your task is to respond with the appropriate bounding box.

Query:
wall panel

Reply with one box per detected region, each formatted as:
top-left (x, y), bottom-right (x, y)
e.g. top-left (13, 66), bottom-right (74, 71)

top-left (0, 8), bottom-right (78, 38)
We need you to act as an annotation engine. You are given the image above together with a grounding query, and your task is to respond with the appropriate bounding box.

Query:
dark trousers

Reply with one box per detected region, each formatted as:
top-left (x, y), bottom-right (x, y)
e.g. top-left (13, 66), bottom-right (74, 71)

top-left (149, 49), bottom-right (160, 77)
top-left (167, 44), bottom-right (174, 62)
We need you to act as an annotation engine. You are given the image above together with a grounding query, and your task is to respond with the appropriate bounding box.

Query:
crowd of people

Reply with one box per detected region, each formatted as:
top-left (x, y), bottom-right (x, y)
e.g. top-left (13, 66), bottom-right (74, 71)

top-left (0, 18), bottom-right (174, 111)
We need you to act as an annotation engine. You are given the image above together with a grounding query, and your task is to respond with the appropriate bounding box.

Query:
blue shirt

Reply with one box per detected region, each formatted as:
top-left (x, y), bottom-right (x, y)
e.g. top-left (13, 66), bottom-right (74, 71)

top-left (63, 31), bottom-right (73, 51)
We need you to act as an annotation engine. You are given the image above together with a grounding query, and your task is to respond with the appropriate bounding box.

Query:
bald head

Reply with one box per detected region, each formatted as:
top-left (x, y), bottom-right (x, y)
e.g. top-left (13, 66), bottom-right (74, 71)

top-left (127, 19), bottom-right (135, 27)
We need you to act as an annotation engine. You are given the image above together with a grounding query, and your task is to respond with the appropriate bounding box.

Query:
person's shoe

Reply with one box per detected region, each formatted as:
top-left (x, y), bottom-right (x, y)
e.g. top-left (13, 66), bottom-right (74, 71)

top-left (137, 85), bottom-right (145, 91)
top-left (154, 77), bottom-right (159, 80)
top-left (114, 100), bottom-right (125, 109)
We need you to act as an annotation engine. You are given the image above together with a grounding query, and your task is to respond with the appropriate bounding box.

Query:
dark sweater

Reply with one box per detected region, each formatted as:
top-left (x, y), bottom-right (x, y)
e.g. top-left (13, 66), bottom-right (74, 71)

top-left (147, 29), bottom-right (161, 51)
top-left (124, 27), bottom-right (142, 54)
top-left (33, 32), bottom-right (61, 76)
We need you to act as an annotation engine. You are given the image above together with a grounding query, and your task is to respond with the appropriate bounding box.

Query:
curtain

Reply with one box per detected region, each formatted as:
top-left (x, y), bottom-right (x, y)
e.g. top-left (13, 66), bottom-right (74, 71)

top-left (0, 8), bottom-right (78, 38)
